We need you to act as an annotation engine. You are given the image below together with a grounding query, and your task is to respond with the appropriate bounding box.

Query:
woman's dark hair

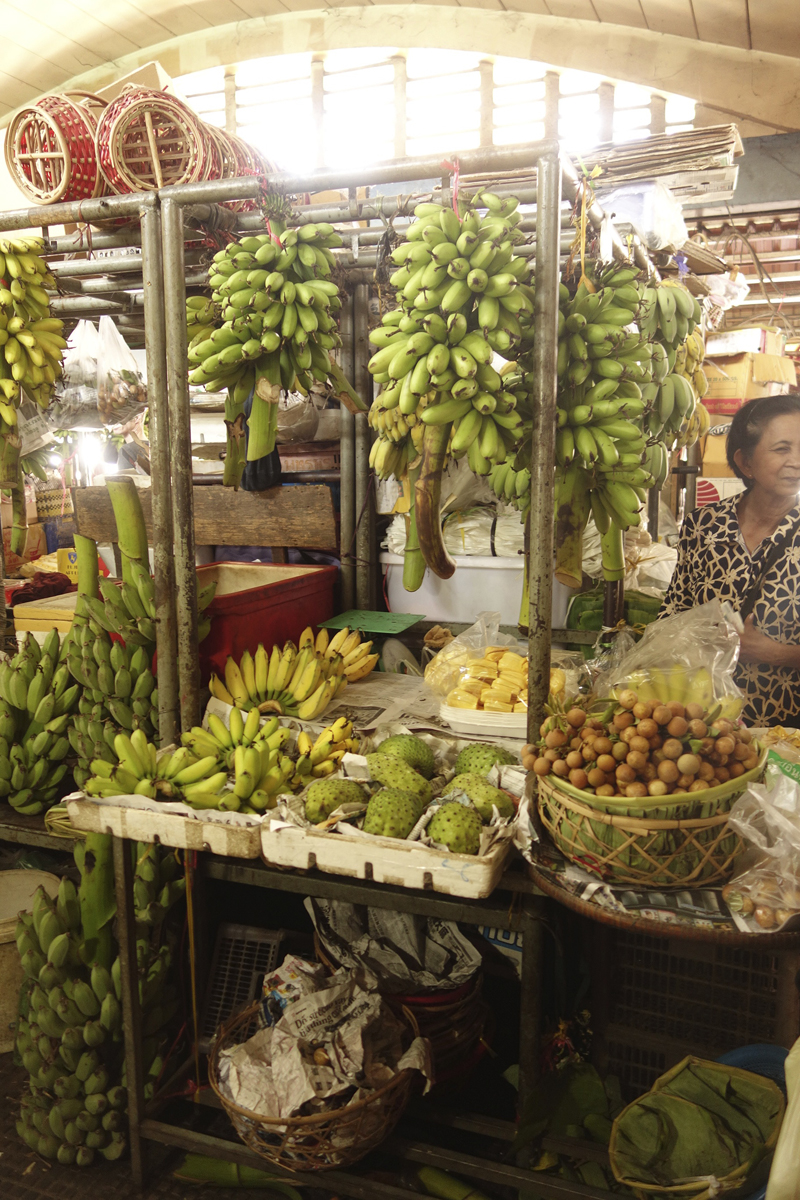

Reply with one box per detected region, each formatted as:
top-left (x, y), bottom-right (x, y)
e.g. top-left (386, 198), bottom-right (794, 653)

top-left (725, 393), bottom-right (800, 485)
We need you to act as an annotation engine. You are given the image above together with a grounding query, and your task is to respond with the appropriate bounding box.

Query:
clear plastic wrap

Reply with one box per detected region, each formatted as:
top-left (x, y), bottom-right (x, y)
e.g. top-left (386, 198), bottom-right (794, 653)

top-left (49, 320), bottom-right (102, 430)
top-left (423, 610), bottom-right (590, 714)
top-left (95, 316), bottom-right (147, 427)
top-left (594, 599), bottom-right (743, 719)
top-left (722, 770), bottom-right (800, 931)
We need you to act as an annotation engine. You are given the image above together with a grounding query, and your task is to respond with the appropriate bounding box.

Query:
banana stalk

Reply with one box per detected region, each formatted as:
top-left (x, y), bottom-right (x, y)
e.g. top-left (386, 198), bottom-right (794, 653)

top-left (173, 1154), bottom-right (304, 1198)
top-left (415, 417), bottom-right (456, 580)
top-left (600, 522), bottom-right (625, 582)
top-left (78, 833), bottom-right (116, 970)
top-left (554, 461), bottom-right (591, 590)
top-left (223, 376), bottom-right (250, 490)
top-left (0, 419), bottom-right (20, 488)
top-left (328, 358), bottom-right (368, 414)
top-left (10, 462), bottom-right (27, 556)
top-left (402, 462), bottom-right (425, 592)
top-left (248, 352), bottom-right (281, 462)
top-left (74, 533), bottom-right (100, 600)
top-left (106, 478), bottom-right (149, 586)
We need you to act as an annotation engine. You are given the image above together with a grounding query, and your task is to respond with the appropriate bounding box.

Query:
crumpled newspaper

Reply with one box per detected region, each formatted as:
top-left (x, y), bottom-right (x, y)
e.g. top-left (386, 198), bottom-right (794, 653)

top-left (217, 968), bottom-right (431, 1119)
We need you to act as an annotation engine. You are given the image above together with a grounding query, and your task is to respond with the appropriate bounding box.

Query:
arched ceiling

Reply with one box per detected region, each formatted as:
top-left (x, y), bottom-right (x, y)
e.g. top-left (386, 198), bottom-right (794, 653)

top-left (1, 0), bottom-right (799, 133)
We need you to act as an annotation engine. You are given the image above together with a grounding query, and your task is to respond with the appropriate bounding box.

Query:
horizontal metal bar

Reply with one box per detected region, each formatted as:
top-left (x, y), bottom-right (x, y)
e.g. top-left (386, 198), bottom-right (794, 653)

top-left (55, 268), bottom-right (208, 295)
top-left (50, 251), bottom-right (204, 278)
top-left (50, 295), bottom-right (129, 314)
top-left (201, 856), bottom-right (523, 929)
top-left (0, 191), bottom-right (154, 232)
top-left (44, 230), bottom-right (144, 256)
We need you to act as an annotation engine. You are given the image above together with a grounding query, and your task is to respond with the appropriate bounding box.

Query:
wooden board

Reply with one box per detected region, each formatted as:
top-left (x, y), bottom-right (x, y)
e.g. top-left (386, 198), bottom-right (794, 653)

top-left (73, 484), bottom-right (338, 551)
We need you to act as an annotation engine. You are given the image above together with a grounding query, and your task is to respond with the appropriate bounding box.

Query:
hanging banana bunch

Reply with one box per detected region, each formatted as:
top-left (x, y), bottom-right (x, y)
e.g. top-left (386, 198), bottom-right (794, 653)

top-left (368, 192), bottom-right (534, 589)
top-left (186, 221), bottom-right (344, 488)
top-left (0, 236), bottom-right (65, 417)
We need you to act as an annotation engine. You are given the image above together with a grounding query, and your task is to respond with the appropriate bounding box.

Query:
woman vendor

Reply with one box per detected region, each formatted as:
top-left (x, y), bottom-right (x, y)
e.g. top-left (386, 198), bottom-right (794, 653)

top-left (661, 394), bottom-right (800, 726)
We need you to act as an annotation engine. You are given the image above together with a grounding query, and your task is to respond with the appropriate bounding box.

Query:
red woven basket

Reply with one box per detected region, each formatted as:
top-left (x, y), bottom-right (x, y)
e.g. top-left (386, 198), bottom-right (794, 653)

top-left (5, 90), bottom-right (108, 204)
top-left (95, 85), bottom-right (208, 193)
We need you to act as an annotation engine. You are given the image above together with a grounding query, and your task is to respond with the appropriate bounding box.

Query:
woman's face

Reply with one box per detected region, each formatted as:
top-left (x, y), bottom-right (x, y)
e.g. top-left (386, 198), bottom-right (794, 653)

top-left (735, 413), bottom-right (800, 501)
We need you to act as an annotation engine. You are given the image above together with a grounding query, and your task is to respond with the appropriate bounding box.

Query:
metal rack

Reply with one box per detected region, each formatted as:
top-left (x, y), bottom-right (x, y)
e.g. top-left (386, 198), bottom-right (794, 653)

top-left (0, 142), bottom-right (656, 1196)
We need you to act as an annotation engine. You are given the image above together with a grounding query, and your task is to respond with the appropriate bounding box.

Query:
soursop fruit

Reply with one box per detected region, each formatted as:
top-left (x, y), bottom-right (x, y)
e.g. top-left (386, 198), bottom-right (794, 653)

top-left (378, 734), bottom-right (436, 780)
top-left (427, 802), bottom-right (482, 855)
top-left (363, 790), bottom-right (420, 839)
top-left (454, 743), bottom-right (517, 777)
top-left (442, 773), bottom-right (515, 822)
top-left (304, 778), bottom-right (368, 824)
top-left (366, 753), bottom-right (433, 808)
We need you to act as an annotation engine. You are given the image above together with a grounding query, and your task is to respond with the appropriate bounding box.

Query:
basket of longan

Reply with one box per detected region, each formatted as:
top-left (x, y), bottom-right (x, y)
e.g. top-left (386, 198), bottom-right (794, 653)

top-left (527, 688), bottom-right (766, 888)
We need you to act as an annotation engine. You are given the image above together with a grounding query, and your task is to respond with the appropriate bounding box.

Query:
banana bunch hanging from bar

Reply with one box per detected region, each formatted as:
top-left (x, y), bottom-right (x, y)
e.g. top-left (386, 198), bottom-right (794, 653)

top-left (186, 222), bottom-right (343, 487)
top-left (0, 236), bottom-right (65, 417)
top-left (367, 192), bottom-right (535, 590)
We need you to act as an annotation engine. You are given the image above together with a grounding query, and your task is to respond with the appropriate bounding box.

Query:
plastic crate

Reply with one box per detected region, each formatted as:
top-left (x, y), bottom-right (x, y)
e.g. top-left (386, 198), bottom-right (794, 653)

top-left (200, 922), bottom-right (284, 1052)
top-left (595, 930), bottom-right (800, 1096)
top-left (197, 562), bottom-right (337, 681)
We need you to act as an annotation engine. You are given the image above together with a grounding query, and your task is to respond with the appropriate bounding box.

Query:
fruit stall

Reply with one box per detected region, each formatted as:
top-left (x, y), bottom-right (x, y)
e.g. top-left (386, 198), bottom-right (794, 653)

top-left (0, 122), bottom-right (797, 1200)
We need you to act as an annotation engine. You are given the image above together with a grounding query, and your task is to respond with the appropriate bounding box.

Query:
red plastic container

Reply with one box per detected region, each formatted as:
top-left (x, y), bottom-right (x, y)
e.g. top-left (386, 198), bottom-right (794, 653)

top-left (197, 562), bottom-right (337, 681)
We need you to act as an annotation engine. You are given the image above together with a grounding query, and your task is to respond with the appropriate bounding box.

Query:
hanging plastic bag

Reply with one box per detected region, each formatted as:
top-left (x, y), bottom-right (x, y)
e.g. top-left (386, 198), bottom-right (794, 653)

top-left (49, 320), bottom-right (102, 430)
top-left (423, 610), bottom-right (590, 712)
top-left (95, 316), bottom-right (147, 427)
top-left (594, 599), bottom-right (743, 718)
top-left (722, 770), bottom-right (800, 932)
top-left (766, 1036), bottom-right (800, 1200)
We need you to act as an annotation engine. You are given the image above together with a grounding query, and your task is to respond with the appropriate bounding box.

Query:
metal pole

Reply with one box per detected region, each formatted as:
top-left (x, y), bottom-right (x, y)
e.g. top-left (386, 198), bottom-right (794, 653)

top-left (647, 486), bottom-right (660, 542)
top-left (527, 152), bottom-right (562, 745)
top-left (650, 94), bottom-right (667, 135)
top-left (685, 441), bottom-right (699, 513)
top-left (392, 55), bottom-right (407, 159)
top-left (113, 837), bottom-right (146, 1187)
top-left (353, 283), bottom-right (373, 610)
top-left (518, 894), bottom-right (545, 1114)
top-left (161, 197), bottom-right (201, 732)
top-left (598, 81), bottom-right (615, 143)
top-left (139, 198), bottom-right (179, 747)
top-left (480, 60), bottom-right (494, 148)
top-left (339, 291), bottom-right (356, 611)
top-left (311, 56), bottom-right (325, 170)
top-left (544, 73), bottom-right (560, 141)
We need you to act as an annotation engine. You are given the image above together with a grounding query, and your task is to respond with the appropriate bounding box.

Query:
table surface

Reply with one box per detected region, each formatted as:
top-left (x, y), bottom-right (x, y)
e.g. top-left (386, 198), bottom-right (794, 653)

top-left (0, 808), bottom-right (77, 851)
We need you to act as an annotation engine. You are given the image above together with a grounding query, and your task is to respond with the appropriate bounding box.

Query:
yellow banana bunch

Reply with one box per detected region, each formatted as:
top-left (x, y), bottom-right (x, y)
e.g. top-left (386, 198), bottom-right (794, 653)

top-left (83, 730), bottom-right (234, 810)
top-left (323, 626), bottom-right (380, 681)
top-left (0, 236), bottom-right (64, 412)
top-left (210, 636), bottom-right (348, 720)
top-left (293, 716), bottom-right (359, 786)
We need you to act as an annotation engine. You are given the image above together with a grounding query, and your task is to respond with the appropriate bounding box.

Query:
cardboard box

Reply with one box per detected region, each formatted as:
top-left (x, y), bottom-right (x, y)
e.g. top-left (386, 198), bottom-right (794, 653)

top-left (700, 418), bottom-right (734, 478)
top-left (2, 522), bottom-right (47, 575)
top-left (703, 353), bottom-right (796, 406)
top-left (706, 327), bottom-right (785, 357)
top-left (56, 548), bottom-right (78, 582)
top-left (696, 477), bottom-right (745, 506)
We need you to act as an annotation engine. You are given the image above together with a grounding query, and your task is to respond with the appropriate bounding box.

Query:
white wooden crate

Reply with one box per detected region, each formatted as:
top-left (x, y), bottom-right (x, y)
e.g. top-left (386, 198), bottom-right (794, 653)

top-left (260, 821), bottom-right (513, 898)
top-left (66, 795), bottom-right (263, 859)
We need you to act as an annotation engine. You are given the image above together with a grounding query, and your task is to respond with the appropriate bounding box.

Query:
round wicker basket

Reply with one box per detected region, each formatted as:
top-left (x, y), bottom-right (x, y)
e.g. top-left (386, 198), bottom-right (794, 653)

top-left (5, 91), bottom-right (108, 204)
top-left (208, 1001), bottom-right (421, 1171)
top-left (536, 749), bottom-right (766, 888)
top-left (95, 86), bottom-right (207, 194)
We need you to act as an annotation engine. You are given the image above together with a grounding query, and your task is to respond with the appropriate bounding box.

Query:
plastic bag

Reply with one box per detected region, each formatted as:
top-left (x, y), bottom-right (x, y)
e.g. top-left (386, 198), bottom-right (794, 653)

top-left (722, 770), bottom-right (800, 931)
top-left (594, 599), bottom-right (743, 718)
top-left (95, 316), bottom-right (147, 427)
top-left (766, 1036), bottom-right (800, 1200)
top-left (595, 180), bottom-right (688, 253)
top-left (423, 610), bottom-right (590, 713)
top-left (276, 390), bottom-right (322, 444)
top-left (49, 320), bottom-right (102, 430)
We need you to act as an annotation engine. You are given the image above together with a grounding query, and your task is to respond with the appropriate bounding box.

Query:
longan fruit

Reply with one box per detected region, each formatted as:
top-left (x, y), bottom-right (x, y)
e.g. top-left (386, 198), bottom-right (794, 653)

top-left (637, 719), bottom-right (658, 739)
top-left (677, 773), bottom-right (696, 789)
top-left (642, 762), bottom-right (657, 783)
top-left (545, 728), bottom-right (567, 748)
top-left (626, 750), bottom-right (648, 772)
top-left (533, 758), bottom-right (551, 775)
top-left (677, 753), bottom-right (700, 776)
top-left (569, 768), bottom-right (588, 790)
top-left (621, 726), bottom-right (638, 745)
top-left (754, 905), bottom-right (776, 930)
top-left (688, 720), bottom-right (708, 738)
top-left (738, 728), bottom-right (753, 744)
top-left (716, 719), bottom-right (734, 736)
top-left (587, 768), bottom-right (607, 789)
top-left (596, 784), bottom-right (615, 797)
top-left (700, 737), bottom-right (715, 754)
top-left (629, 735), bottom-right (651, 754)
top-left (666, 701), bottom-right (685, 718)
top-left (612, 741), bottom-right (629, 761)
top-left (615, 763), bottom-right (636, 784)
top-left (653, 705), bottom-right (672, 726)
top-left (613, 711), bottom-right (635, 730)
top-left (672, 787), bottom-right (688, 794)
top-left (733, 742), bottom-right (751, 761)
top-left (581, 745), bottom-right (598, 763)
top-left (552, 758), bottom-right (570, 777)
top-left (648, 779), bottom-right (669, 796)
top-left (580, 725), bottom-right (596, 741)
top-left (684, 702), bottom-right (705, 721)
top-left (716, 736), bottom-right (735, 756)
top-left (657, 759), bottom-right (680, 784)
top-left (662, 738), bottom-right (684, 760)
top-left (714, 767), bottom-right (731, 783)
top-left (742, 755), bottom-right (759, 771)
top-left (544, 748), bottom-right (561, 763)
top-left (667, 716), bottom-right (689, 738)
top-left (597, 754), bottom-right (616, 773)
top-left (586, 718), bottom-right (604, 731)
top-left (689, 779), bottom-right (709, 792)
top-left (652, 749), bottom-right (665, 764)
top-left (698, 761), bottom-right (715, 780)
top-left (632, 701), bottom-right (653, 720)
top-left (521, 753), bottom-right (537, 771)
top-left (648, 735), bottom-right (663, 751)
top-left (570, 736), bottom-right (583, 751)
top-left (593, 737), bottom-right (613, 755)
top-left (566, 707), bottom-right (587, 727)
top-left (626, 782), bottom-right (648, 798)
top-left (522, 743), bottom-right (536, 757)
top-left (565, 750), bottom-right (584, 770)
top-left (618, 689), bottom-right (638, 710)
top-left (729, 762), bottom-right (745, 778)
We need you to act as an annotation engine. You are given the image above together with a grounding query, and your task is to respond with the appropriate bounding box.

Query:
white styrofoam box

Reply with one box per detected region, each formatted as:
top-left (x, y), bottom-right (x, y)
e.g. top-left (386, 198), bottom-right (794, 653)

top-left (66, 797), bottom-right (263, 859)
top-left (381, 553), bottom-right (576, 627)
top-left (439, 703), bottom-right (528, 740)
top-left (261, 822), bottom-right (513, 899)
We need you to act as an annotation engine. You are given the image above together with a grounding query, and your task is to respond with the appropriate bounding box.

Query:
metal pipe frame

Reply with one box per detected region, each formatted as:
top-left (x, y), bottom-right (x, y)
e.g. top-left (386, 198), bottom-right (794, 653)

top-left (339, 291), bottom-right (356, 611)
top-left (353, 283), bottom-right (373, 610)
top-left (139, 198), bottom-right (180, 747)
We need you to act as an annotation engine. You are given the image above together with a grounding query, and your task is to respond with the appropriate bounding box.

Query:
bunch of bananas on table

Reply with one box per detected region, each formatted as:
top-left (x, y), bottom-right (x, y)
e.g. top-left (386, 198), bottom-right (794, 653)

top-left (368, 192), bottom-right (534, 590)
top-left (0, 236), bottom-right (65, 415)
top-left (293, 717), bottom-right (358, 785)
top-left (182, 709), bottom-right (295, 811)
top-left (314, 625), bottom-right (379, 682)
top-left (15, 837), bottom-right (183, 1165)
top-left (0, 631), bottom-right (78, 815)
top-left (186, 219), bottom-right (343, 486)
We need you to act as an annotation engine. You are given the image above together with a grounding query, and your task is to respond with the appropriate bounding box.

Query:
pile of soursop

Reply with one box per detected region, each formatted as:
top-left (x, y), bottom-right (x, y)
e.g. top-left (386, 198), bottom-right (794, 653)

top-left (301, 735), bottom-right (519, 856)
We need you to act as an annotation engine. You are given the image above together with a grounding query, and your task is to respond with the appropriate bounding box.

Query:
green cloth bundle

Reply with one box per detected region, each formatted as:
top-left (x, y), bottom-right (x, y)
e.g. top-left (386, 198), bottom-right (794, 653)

top-left (610, 1057), bottom-right (785, 1199)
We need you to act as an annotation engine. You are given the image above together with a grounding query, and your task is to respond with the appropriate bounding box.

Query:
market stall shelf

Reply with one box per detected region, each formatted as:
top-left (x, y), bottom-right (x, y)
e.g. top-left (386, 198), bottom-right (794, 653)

top-left (66, 796), bottom-right (263, 858)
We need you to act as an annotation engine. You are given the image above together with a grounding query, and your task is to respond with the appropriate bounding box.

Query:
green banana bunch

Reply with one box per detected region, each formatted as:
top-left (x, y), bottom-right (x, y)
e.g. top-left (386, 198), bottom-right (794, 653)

top-left (368, 193), bottom-right (534, 589)
top-left (187, 221), bottom-right (344, 487)
top-left (84, 729), bottom-right (233, 811)
top-left (182, 709), bottom-right (296, 812)
top-left (0, 235), bottom-right (65, 415)
top-left (488, 462), bottom-right (531, 513)
top-left (0, 630), bottom-right (78, 814)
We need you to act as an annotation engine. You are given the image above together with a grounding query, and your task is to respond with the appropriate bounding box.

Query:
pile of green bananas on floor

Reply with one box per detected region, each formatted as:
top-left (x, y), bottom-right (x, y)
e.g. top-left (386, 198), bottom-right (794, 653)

top-left (15, 840), bottom-right (183, 1165)
top-left (211, 638), bottom-right (348, 721)
top-left (368, 193), bottom-right (533, 485)
top-left (66, 623), bottom-right (158, 789)
top-left (0, 235), bottom-right (65, 414)
top-left (186, 221), bottom-right (343, 485)
top-left (0, 630), bottom-right (78, 815)
top-left (566, 586), bottom-right (663, 658)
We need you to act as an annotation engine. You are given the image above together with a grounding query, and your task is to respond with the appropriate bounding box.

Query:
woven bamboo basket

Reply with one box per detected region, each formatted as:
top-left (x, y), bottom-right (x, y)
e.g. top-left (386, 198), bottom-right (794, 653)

top-left (96, 86), bottom-right (207, 194)
top-left (5, 91), bottom-right (108, 204)
top-left (314, 935), bottom-right (489, 1083)
top-left (209, 1000), bottom-right (421, 1171)
top-left (537, 750), bottom-right (766, 888)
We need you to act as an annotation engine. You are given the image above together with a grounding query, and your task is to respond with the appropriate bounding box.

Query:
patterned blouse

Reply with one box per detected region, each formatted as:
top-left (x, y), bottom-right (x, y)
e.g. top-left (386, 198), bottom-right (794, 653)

top-left (661, 495), bottom-right (800, 726)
